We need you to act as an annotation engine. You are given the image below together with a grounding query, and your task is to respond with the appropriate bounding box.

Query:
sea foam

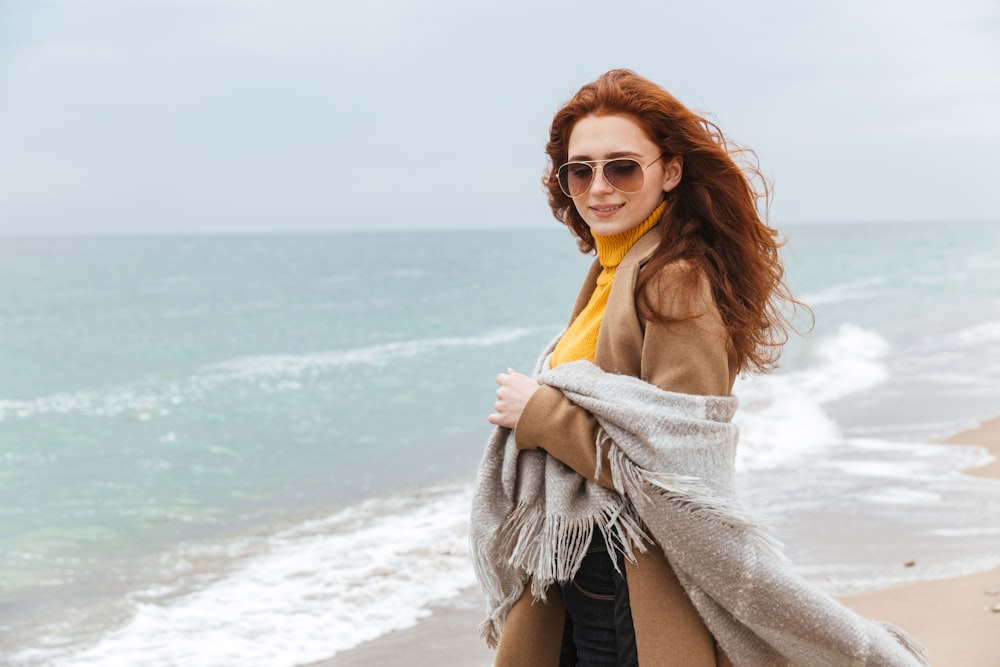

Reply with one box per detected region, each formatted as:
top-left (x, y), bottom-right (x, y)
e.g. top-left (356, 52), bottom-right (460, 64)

top-left (800, 277), bottom-right (884, 306)
top-left (13, 484), bottom-right (477, 667)
top-left (952, 320), bottom-right (1000, 346)
top-left (0, 328), bottom-right (533, 423)
top-left (199, 327), bottom-right (533, 379)
top-left (734, 324), bottom-right (891, 471)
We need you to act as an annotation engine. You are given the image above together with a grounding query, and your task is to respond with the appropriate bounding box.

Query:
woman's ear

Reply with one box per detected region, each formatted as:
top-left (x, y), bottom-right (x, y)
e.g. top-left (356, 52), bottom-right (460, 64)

top-left (661, 157), bottom-right (683, 193)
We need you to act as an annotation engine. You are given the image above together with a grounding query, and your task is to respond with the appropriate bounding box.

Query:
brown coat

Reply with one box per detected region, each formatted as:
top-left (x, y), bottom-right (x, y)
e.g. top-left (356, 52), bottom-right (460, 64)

top-left (498, 224), bottom-right (738, 666)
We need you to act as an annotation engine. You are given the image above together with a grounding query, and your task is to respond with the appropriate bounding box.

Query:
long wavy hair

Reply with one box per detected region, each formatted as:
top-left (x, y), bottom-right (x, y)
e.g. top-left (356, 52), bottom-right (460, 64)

top-left (544, 69), bottom-right (805, 373)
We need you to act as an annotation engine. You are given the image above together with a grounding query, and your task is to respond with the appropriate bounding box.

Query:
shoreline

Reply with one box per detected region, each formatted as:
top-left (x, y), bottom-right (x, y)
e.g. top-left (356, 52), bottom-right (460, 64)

top-left (321, 417), bottom-right (1000, 666)
top-left (944, 417), bottom-right (1000, 479)
top-left (837, 416), bottom-right (1000, 665)
top-left (309, 587), bottom-right (493, 667)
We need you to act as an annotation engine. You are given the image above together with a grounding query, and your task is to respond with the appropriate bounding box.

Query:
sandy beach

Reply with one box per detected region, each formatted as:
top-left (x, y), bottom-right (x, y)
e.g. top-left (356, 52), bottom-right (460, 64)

top-left (310, 588), bottom-right (493, 667)
top-left (839, 417), bottom-right (1000, 666)
top-left (321, 418), bottom-right (1000, 666)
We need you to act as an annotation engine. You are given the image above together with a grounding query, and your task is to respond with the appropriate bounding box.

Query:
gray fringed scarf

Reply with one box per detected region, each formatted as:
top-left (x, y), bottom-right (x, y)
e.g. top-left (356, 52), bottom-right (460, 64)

top-left (470, 346), bottom-right (928, 666)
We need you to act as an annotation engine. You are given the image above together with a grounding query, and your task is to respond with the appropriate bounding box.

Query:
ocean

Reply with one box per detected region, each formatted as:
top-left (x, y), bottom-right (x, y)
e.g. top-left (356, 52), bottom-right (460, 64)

top-left (2, 221), bottom-right (999, 665)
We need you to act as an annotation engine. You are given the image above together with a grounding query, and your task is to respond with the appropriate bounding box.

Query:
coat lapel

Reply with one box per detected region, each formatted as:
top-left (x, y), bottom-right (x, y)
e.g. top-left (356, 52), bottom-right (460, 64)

top-left (596, 224), bottom-right (664, 375)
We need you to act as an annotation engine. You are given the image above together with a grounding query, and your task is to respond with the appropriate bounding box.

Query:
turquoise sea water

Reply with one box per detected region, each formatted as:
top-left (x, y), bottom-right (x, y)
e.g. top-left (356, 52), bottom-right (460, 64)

top-left (2, 221), bottom-right (1000, 664)
top-left (1, 232), bottom-right (579, 558)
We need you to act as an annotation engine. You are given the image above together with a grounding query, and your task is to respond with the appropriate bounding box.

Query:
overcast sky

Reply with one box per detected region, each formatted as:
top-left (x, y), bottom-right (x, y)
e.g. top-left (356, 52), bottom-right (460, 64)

top-left (1, 0), bottom-right (998, 235)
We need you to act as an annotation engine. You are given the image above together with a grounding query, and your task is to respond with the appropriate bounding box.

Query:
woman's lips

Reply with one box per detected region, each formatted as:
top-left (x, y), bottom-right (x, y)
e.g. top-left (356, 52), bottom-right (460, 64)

top-left (590, 203), bottom-right (624, 218)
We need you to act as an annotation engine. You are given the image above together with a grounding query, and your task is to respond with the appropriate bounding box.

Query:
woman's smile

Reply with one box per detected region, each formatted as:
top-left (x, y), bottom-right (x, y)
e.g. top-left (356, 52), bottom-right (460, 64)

top-left (590, 203), bottom-right (625, 218)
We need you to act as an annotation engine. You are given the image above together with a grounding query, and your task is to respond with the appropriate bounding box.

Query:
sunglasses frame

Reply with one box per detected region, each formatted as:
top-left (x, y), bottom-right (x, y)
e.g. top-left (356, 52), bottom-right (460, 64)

top-left (556, 155), bottom-right (665, 198)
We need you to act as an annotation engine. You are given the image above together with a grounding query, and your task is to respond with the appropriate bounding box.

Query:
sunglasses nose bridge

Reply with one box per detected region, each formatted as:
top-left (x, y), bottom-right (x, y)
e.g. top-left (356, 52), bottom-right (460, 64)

top-left (589, 162), bottom-right (614, 193)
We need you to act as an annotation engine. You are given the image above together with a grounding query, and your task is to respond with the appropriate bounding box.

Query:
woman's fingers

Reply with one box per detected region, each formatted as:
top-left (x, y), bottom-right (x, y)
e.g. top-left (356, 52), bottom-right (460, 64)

top-left (488, 370), bottom-right (540, 428)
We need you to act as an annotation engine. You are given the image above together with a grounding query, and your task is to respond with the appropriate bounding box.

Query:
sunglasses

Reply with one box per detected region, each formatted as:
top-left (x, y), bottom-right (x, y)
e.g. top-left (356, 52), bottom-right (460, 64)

top-left (556, 155), bottom-right (664, 198)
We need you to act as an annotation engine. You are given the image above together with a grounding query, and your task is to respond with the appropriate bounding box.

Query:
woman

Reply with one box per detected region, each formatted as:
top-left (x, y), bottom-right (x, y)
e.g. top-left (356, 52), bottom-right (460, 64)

top-left (471, 69), bottom-right (925, 666)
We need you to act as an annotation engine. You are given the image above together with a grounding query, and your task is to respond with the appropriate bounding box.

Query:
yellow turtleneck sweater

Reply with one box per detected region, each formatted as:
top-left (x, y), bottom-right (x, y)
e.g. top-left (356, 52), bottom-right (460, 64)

top-left (551, 201), bottom-right (666, 367)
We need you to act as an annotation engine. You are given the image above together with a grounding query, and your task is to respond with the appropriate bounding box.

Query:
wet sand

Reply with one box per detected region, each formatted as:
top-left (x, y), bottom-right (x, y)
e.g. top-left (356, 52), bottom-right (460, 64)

top-left (307, 588), bottom-right (492, 667)
top-left (839, 417), bottom-right (1000, 666)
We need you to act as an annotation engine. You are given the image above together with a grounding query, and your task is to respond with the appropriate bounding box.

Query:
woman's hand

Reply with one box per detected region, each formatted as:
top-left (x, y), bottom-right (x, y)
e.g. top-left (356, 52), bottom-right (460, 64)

top-left (488, 368), bottom-right (541, 429)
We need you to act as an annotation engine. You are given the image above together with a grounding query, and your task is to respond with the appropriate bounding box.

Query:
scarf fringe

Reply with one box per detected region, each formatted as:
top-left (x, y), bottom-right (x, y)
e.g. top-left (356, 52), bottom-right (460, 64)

top-left (880, 621), bottom-right (930, 666)
top-left (505, 497), bottom-right (650, 588)
top-left (607, 443), bottom-right (788, 562)
top-left (474, 442), bottom-right (787, 649)
top-left (474, 493), bottom-right (650, 648)
top-left (475, 579), bottom-right (522, 649)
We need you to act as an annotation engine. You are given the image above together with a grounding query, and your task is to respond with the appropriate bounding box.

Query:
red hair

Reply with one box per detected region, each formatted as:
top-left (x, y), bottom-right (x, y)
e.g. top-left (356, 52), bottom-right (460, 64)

top-left (544, 69), bottom-right (804, 373)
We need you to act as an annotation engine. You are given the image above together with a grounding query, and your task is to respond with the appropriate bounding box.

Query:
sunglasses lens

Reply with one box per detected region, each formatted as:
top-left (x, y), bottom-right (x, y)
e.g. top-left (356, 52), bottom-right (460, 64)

top-left (557, 159), bottom-right (646, 197)
top-left (603, 159), bottom-right (643, 193)
top-left (558, 163), bottom-right (595, 197)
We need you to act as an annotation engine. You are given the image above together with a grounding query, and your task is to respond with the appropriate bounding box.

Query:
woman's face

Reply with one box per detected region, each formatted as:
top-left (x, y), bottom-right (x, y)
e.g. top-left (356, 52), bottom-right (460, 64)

top-left (565, 114), bottom-right (680, 237)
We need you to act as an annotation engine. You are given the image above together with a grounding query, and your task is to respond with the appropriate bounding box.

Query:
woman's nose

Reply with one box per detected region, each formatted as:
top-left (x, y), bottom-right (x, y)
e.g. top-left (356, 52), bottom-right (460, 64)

top-left (589, 167), bottom-right (614, 195)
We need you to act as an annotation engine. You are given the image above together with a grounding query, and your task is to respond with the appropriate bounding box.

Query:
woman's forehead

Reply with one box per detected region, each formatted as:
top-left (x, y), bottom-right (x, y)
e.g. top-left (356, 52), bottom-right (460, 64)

top-left (567, 114), bottom-right (657, 159)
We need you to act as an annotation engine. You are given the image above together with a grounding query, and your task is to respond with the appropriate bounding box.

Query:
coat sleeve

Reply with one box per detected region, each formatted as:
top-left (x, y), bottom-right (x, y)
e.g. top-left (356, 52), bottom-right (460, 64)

top-left (513, 263), bottom-right (735, 489)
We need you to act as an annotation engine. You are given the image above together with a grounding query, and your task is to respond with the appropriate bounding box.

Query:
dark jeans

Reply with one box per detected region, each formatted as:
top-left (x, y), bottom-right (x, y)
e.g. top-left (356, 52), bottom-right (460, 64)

top-left (559, 532), bottom-right (638, 667)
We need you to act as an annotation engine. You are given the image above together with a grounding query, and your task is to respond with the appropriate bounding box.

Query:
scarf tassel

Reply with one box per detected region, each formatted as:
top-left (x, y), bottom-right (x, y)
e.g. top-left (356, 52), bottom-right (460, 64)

top-left (473, 493), bottom-right (651, 648)
top-left (607, 442), bottom-right (788, 562)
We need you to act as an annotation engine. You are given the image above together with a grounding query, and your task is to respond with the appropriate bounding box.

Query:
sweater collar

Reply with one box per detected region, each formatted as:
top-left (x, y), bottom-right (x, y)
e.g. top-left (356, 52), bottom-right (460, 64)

top-left (593, 200), bottom-right (667, 270)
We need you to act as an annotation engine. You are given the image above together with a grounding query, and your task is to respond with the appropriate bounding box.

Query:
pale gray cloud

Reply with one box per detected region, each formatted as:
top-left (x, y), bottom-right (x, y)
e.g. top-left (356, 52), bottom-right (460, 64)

top-left (1, 0), bottom-right (997, 235)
